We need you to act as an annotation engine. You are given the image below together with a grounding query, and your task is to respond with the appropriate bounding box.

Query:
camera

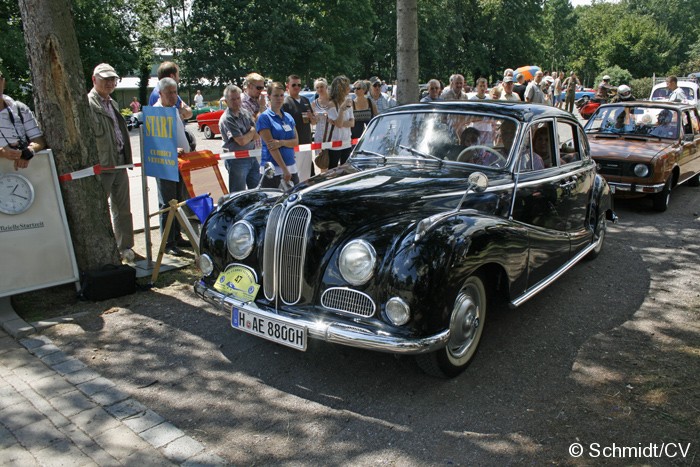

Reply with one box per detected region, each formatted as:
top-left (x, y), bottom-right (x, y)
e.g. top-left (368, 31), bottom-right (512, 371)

top-left (11, 138), bottom-right (34, 161)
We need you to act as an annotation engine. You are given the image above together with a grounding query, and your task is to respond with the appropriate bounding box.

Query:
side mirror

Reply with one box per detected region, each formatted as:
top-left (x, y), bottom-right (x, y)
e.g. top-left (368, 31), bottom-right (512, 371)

top-left (468, 171), bottom-right (488, 192)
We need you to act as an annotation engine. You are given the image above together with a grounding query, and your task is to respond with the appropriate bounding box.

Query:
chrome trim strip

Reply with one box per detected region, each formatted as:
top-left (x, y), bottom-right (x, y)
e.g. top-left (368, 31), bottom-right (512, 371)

top-left (194, 282), bottom-right (449, 355)
top-left (607, 181), bottom-right (665, 193)
top-left (421, 165), bottom-right (594, 200)
top-left (510, 236), bottom-right (600, 308)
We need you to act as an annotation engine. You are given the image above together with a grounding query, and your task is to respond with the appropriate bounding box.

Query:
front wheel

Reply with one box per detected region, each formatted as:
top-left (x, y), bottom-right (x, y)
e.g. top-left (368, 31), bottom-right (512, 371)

top-left (652, 176), bottom-right (672, 212)
top-left (586, 215), bottom-right (606, 260)
top-left (415, 275), bottom-right (487, 378)
top-left (203, 125), bottom-right (214, 139)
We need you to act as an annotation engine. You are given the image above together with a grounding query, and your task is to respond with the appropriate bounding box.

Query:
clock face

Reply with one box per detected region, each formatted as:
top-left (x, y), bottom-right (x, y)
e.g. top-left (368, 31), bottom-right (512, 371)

top-left (0, 173), bottom-right (35, 215)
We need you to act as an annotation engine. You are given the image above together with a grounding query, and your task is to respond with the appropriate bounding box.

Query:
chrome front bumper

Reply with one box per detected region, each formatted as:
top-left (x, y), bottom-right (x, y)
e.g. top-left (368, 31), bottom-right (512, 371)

top-left (608, 181), bottom-right (665, 194)
top-left (194, 281), bottom-right (449, 355)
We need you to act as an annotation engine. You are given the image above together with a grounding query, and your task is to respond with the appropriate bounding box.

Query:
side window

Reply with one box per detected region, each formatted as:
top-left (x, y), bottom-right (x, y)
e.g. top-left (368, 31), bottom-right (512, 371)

top-left (519, 121), bottom-right (553, 171)
top-left (556, 120), bottom-right (581, 165)
top-left (682, 111), bottom-right (693, 136)
top-left (690, 109), bottom-right (700, 135)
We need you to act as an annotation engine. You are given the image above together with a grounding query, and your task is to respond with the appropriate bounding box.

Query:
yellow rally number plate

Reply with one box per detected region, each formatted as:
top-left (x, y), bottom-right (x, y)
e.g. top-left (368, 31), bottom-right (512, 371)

top-left (214, 265), bottom-right (260, 302)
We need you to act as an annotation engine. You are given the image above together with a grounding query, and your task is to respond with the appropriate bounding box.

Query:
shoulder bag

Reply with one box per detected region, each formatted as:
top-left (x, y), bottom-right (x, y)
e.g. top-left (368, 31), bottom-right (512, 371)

top-left (315, 118), bottom-right (333, 170)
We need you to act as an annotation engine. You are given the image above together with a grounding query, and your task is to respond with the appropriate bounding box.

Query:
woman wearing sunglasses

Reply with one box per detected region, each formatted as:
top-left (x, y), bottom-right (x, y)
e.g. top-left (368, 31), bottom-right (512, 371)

top-left (351, 80), bottom-right (376, 143)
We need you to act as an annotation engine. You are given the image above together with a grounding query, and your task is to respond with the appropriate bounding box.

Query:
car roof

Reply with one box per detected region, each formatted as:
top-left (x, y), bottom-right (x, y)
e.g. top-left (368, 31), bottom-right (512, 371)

top-left (597, 101), bottom-right (694, 111)
top-left (386, 101), bottom-right (576, 123)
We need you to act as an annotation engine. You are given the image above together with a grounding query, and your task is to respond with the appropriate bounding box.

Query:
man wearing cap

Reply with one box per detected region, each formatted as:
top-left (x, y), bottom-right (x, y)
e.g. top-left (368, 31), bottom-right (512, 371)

top-left (368, 76), bottom-right (394, 113)
top-left (499, 75), bottom-right (521, 102)
top-left (441, 74), bottom-right (469, 101)
top-left (595, 75), bottom-right (616, 102)
top-left (0, 70), bottom-right (46, 170)
top-left (87, 63), bottom-right (140, 263)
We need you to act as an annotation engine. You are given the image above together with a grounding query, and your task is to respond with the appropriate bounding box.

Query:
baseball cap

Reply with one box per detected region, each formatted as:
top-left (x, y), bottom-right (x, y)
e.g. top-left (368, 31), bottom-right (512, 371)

top-left (93, 63), bottom-right (119, 79)
top-left (602, 75), bottom-right (611, 80)
top-left (503, 76), bottom-right (514, 83)
top-left (369, 76), bottom-right (380, 85)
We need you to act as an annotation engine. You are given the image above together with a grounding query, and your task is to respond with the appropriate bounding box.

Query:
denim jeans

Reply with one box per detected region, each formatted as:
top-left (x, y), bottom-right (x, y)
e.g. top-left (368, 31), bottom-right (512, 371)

top-left (225, 157), bottom-right (261, 193)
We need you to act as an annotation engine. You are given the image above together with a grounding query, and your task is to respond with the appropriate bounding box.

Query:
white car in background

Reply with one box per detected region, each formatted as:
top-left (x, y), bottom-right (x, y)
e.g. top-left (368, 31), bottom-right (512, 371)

top-left (649, 75), bottom-right (699, 108)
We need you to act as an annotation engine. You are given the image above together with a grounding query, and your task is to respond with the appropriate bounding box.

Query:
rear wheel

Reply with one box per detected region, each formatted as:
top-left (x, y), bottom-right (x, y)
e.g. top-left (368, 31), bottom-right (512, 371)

top-left (416, 275), bottom-right (487, 378)
top-left (652, 176), bottom-right (672, 212)
top-left (203, 125), bottom-right (214, 139)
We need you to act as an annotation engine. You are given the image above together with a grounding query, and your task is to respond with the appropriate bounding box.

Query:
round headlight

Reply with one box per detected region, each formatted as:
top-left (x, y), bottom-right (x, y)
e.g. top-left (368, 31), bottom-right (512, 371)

top-left (385, 297), bottom-right (410, 326)
top-left (338, 240), bottom-right (376, 286)
top-left (227, 221), bottom-right (255, 259)
top-left (633, 164), bottom-right (649, 177)
top-left (197, 254), bottom-right (214, 276)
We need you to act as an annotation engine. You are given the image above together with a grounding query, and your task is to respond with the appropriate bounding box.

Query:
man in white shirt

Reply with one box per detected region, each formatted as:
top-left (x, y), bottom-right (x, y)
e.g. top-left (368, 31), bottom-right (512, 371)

top-left (499, 76), bottom-right (521, 102)
top-left (441, 74), bottom-right (469, 101)
top-left (0, 71), bottom-right (46, 170)
top-left (525, 71), bottom-right (545, 104)
top-left (665, 76), bottom-right (688, 102)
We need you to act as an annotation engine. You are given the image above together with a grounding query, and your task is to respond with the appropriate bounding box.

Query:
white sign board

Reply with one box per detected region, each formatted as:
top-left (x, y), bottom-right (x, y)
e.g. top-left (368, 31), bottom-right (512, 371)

top-left (0, 150), bottom-right (79, 297)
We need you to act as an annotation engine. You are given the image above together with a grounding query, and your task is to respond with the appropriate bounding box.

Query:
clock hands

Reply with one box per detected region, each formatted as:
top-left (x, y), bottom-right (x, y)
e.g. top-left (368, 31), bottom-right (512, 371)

top-left (9, 184), bottom-right (28, 200)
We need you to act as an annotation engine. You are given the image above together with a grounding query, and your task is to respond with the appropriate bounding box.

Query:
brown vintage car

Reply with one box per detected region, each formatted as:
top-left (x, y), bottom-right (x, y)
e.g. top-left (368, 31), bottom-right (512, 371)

top-left (585, 101), bottom-right (700, 211)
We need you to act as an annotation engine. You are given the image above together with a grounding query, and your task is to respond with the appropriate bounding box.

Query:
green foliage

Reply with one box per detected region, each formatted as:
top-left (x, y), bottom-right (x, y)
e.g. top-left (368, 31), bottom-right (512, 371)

top-left (0, 0), bottom-right (32, 101)
top-left (596, 66), bottom-right (633, 87)
top-left (630, 77), bottom-right (652, 99)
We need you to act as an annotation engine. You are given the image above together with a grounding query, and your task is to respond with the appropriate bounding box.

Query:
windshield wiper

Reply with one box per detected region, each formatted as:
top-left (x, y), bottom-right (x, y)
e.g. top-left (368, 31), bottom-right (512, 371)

top-left (354, 149), bottom-right (387, 163)
top-left (399, 144), bottom-right (443, 162)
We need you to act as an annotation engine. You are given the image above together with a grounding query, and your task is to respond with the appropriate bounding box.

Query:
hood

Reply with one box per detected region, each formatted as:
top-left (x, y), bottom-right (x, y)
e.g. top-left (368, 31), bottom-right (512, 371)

top-left (588, 137), bottom-right (671, 162)
top-left (283, 163), bottom-right (510, 230)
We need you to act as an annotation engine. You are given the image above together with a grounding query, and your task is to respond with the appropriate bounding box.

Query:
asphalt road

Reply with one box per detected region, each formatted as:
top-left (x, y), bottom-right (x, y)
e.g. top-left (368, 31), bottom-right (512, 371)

top-left (50, 122), bottom-right (699, 465)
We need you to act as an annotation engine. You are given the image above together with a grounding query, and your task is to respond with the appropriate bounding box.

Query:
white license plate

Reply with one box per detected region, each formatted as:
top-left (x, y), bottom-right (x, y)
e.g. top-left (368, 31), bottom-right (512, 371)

top-left (231, 306), bottom-right (307, 351)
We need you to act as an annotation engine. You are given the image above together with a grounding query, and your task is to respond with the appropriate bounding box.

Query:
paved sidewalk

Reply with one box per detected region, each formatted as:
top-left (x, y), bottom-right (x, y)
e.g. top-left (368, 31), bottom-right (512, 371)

top-left (0, 327), bottom-right (225, 466)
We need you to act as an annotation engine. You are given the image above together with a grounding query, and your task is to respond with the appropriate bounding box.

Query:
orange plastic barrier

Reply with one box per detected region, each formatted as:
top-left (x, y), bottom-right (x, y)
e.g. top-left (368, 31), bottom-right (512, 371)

top-left (178, 150), bottom-right (228, 199)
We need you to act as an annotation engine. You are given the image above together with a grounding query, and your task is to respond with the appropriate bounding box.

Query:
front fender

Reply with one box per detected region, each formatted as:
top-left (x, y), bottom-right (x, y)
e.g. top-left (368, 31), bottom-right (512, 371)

top-left (384, 212), bottom-right (528, 334)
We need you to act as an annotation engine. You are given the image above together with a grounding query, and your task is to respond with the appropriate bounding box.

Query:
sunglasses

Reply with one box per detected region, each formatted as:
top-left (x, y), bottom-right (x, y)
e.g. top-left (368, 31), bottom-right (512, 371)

top-left (290, 83), bottom-right (302, 87)
top-left (429, 87), bottom-right (439, 90)
top-left (372, 83), bottom-right (380, 87)
top-left (254, 86), bottom-right (264, 91)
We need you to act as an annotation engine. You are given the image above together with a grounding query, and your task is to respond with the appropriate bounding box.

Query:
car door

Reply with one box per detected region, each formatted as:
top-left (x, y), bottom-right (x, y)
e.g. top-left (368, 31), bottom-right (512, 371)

top-left (678, 108), bottom-right (700, 183)
top-left (553, 119), bottom-right (598, 254)
top-left (510, 120), bottom-right (571, 287)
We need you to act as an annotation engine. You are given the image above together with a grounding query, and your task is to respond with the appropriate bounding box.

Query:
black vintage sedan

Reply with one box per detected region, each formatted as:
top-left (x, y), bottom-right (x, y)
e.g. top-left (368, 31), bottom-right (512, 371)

top-left (194, 102), bottom-right (616, 378)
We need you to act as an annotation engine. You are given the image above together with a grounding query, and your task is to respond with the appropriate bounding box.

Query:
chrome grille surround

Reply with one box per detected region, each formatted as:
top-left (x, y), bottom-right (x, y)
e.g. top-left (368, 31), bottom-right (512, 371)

top-left (278, 206), bottom-right (311, 304)
top-left (321, 287), bottom-right (376, 318)
top-left (262, 204), bottom-right (311, 305)
top-left (263, 204), bottom-right (284, 300)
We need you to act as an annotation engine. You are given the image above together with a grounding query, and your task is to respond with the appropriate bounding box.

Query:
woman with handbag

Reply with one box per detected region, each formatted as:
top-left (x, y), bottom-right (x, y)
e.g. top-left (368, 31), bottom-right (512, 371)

top-left (256, 82), bottom-right (299, 189)
top-left (325, 75), bottom-right (355, 169)
top-left (312, 78), bottom-right (331, 172)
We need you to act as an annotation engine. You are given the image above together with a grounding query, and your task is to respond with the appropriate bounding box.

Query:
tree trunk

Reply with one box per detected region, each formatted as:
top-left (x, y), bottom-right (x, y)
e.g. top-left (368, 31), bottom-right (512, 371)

top-left (19, 0), bottom-right (120, 271)
top-left (396, 0), bottom-right (419, 105)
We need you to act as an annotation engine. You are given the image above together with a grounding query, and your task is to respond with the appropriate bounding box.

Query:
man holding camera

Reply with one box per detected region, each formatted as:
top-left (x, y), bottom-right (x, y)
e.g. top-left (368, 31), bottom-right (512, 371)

top-left (0, 70), bottom-right (46, 170)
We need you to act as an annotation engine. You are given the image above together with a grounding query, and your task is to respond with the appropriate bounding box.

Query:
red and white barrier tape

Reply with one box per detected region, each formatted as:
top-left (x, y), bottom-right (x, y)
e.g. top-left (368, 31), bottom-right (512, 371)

top-left (58, 138), bottom-right (358, 182)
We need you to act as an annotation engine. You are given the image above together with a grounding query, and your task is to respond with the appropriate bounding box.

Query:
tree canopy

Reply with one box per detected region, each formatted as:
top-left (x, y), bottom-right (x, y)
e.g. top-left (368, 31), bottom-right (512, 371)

top-left (2, 0), bottom-right (699, 98)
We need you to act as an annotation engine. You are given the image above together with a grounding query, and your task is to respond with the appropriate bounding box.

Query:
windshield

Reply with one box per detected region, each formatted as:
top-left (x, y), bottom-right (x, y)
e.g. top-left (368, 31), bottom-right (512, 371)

top-left (650, 86), bottom-right (695, 101)
top-left (585, 105), bottom-right (679, 139)
top-left (353, 111), bottom-right (518, 168)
